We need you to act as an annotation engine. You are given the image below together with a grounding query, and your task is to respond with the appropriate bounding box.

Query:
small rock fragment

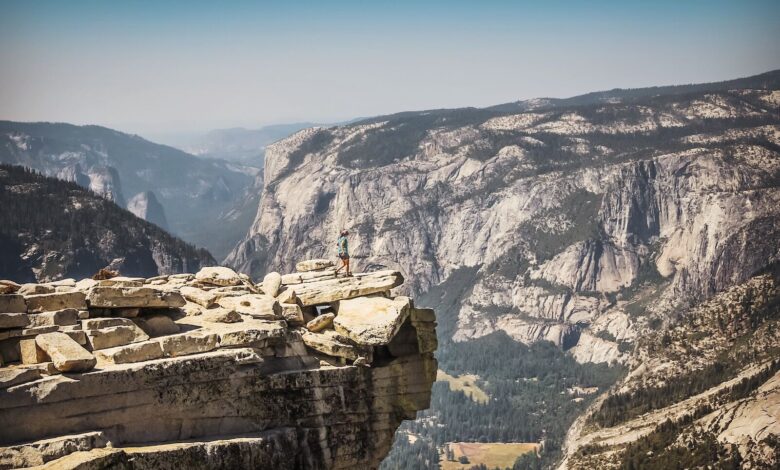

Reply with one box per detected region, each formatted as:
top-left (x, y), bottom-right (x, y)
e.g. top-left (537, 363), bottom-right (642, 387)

top-left (306, 313), bottom-right (335, 332)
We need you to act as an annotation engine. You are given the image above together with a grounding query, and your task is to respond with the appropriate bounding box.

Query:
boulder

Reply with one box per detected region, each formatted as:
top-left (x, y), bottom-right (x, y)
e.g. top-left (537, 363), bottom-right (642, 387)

top-left (18, 284), bottom-right (55, 296)
top-left (180, 286), bottom-right (218, 308)
top-left (296, 259), bottom-right (335, 272)
top-left (217, 294), bottom-right (280, 320)
top-left (28, 309), bottom-right (79, 327)
top-left (0, 280), bottom-right (21, 294)
top-left (96, 277), bottom-right (145, 287)
top-left (194, 267), bottom-right (242, 287)
top-left (333, 295), bottom-right (411, 346)
top-left (281, 269), bottom-right (337, 285)
top-left (263, 272), bottom-right (282, 297)
top-left (82, 317), bottom-right (135, 330)
top-left (0, 294), bottom-right (27, 313)
top-left (276, 287), bottom-right (297, 305)
top-left (294, 270), bottom-right (404, 306)
top-left (133, 314), bottom-right (180, 337)
top-left (20, 338), bottom-right (49, 364)
top-left (63, 330), bottom-right (88, 346)
top-left (25, 292), bottom-right (87, 313)
top-left (35, 332), bottom-right (96, 372)
top-left (306, 313), bottom-right (335, 332)
top-left (0, 312), bottom-right (30, 329)
top-left (218, 322), bottom-right (287, 348)
top-left (202, 308), bottom-right (242, 324)
top-left (302, 330), bottom-right (363, 361)
top-left (158, 332), bottom-right (219, 357)
top-left (281, 304), bottom-right (304, 326)
top-left (87, 287), bottom-right (185, 309)
top-left (94, 340), bottom-right (164, 366)
top-left (85, 325), bottom-right (150, 350)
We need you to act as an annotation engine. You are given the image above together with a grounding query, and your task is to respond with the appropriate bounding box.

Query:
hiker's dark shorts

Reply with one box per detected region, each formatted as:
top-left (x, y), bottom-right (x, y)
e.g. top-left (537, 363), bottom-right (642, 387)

top-left (339, 254), bottom-right (350, 260)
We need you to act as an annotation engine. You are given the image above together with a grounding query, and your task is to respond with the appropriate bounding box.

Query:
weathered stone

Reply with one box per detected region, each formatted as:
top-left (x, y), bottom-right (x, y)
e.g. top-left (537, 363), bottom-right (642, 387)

top-left (180, 286), bottom-right (217, 308)
top-left (94, 340), bottom-right (164, 365)
top-left (20, 338), bottom-right (49, 364)
top-left (218, 322), bottom-right (287, 347)
top-left (0, 280), bottom-right (21, 294)
top-left (296, 259), bottom-right (335, 272)
top-left (54, 285), bottom-right (76, 293)
top-left (63, 329), bottom-right (88, 346)
top-left (281, 304), bottom-right (304, 326)
top-left (262, 272), bottom-right (282, 297)
top-left (85, 324), bottom-right (150, 350)
top-left (302, 329), bottom-right (363, 360)
top-left (97, 277), bottom-right (145, 287)
top-left (276, 287), bottom-right (297, 304)
top-left (75, 278), bottom-right (98, 291)
top-left (25, 292), bottom-right (87, 313)
top-left (28, 308), bottom-right (79, 327)
top-left (82, 317), bottom-right (134, 330)
top-left (306, 313), bottom-right (335, 332)
top-left (0, 431), bottom-right (109, 468)
top-left (194, 266), bottom-right (242, 287)
top-left (87, 287), bottom-right (185, 308)
top-left (281, 269), bottom-right (337, 285)
top-left (202, 308), bottom-right (242, 323)
top-left (133, 314), bottom-right (180, 337)
top-left (0, 312), bottom-right (30, 329)
top-left (294, 270), bottom-right (404, 306)
top-left (158, 331), bottom-right (218, 357)
top-left (217, 294), bottom-right (280, 320)
top-left (410, 307), bottom-right (436, 323)
top-left (35, 332), bottom-right (96, 372)
top-left (0, 294), bottom-right (27, 313)
top-left (333, 295), bottom-right (411, 346)
top-left (0, 325), bottom-right (59, 341)
top-left (44, 279), bottom-right (76, 288)
top-left (18, 284), bottom-right (55, 296)
top-left (0, 367), bottom-right (42, 389)
top-left (77, 310), bottom-right (89, 319)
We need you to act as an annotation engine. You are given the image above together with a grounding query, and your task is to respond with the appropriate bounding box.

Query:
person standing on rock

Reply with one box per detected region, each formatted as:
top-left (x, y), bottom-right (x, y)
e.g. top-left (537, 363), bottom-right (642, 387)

top-left (335, 229), bottom-right (352, 277)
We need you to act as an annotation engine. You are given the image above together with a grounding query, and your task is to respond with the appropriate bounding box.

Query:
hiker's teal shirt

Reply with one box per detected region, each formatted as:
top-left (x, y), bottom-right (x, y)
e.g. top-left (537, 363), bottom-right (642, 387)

top-left (337, 236), bottom-right (349, 257)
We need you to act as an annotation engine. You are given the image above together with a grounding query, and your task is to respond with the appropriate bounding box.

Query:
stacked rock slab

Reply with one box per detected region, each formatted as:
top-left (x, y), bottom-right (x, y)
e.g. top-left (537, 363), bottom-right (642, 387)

top-left (0, 263), bottom-right (437, 469)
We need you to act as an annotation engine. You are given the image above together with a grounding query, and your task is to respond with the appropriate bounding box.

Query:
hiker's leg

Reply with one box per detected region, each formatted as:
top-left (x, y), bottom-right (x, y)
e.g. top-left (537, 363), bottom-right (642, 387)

top-left (346, 258), bottom-right (351, 276)
top-left (335, 258), bottom-right (342, 273)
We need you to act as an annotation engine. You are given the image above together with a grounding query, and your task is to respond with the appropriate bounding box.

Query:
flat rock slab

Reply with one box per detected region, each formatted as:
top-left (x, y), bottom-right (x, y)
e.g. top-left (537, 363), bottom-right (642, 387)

top-left (95, 340), bottom-right (164, 366)
top-left (28, 309), bottom-right (79, 327)
top-left (194, 267), bottom-right (242, 287)
top-left (35, 332), bottom-right (96, 372)
top-left (202, 308), bottom-right (242, 324)
top-left (302, 330), bottom-right (362, 360)
top-left (0, 367), bottom-right (42, 389)
top-left (218, 321), bottom-right (287, 348)
top-left (85, 324), bottom-right (150, 350)
top-left (81, 317), bottom-right (135, 330)
top-left (217, 294), bottom-right (280, 320)
top-left (87, 287), bottom-right (185, 309)
top-left (96, 277), bottom-right (145, 287)
top-left (25, 292), bottom-right (86, 313)
top-left (18, 284), bottom-right (55, 296)
top-left (0, 312), bottom-right (30, 329)
top-left (333, 295), bottom-right (411, 347)
top-left (180, 286), bottom-right (217, 308)
top-left (0, 294), bottom-right (27, 313)
top-left (0, 431), bottom-right (109, 468)
top-left (281, 269), bottom-right (337, 286)
top-left (296, 259), bottom-right (334, 272)
top-left (158, 332), bottom-right (218, 357)
top-left (294, 270), bottom-right (404, 306)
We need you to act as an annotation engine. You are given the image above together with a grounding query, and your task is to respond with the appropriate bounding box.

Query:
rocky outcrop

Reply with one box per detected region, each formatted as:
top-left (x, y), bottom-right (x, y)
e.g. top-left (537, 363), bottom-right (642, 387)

top-left (0, 261), bottom-right (437, 469)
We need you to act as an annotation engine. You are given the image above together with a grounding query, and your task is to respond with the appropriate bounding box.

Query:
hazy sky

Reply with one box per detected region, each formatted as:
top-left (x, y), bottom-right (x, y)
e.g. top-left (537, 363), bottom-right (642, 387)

top-left (1, 0), bottom-right (779, 135)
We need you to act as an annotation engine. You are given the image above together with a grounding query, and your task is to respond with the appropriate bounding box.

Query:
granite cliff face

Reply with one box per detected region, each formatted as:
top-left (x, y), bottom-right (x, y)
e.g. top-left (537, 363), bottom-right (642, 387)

top-left (0, 263), bottom-right (437, 469)
top-left (227, 71), bottom-right (780, 367)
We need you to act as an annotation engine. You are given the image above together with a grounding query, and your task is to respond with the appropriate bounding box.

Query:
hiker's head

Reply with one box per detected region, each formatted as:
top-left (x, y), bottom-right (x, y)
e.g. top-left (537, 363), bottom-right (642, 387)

top-left (341, 229), bottom-right (349, 236)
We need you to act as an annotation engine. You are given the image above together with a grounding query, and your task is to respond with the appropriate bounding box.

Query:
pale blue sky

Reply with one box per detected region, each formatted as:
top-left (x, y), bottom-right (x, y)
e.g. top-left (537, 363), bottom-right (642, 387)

top-left (1, 0), bottom-right (778, 134)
